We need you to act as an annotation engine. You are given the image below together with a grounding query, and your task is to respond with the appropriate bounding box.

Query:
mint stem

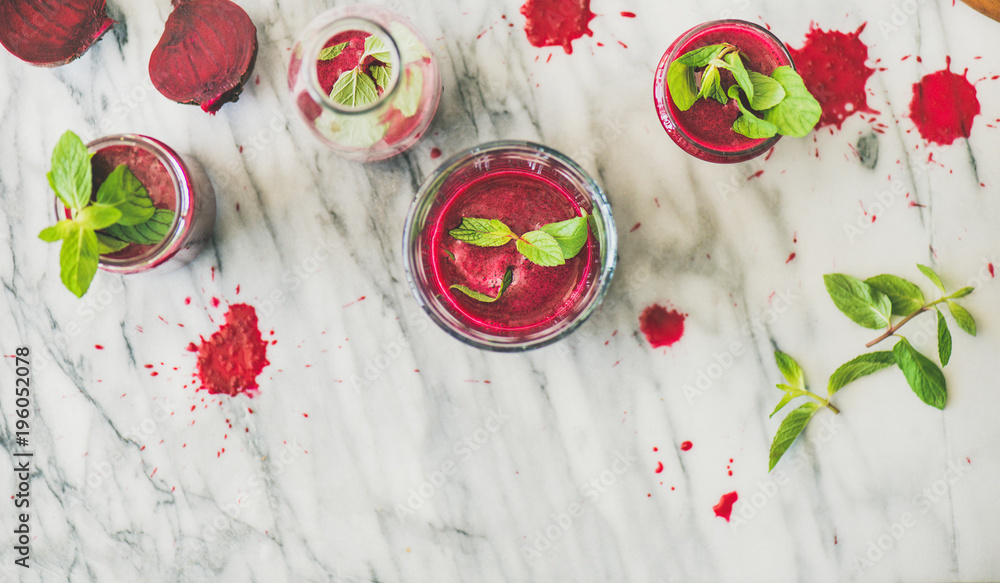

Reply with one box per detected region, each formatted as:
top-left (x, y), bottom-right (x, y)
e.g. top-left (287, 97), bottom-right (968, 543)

top-left (865, 296), bottom-right (955, 348)
top-left (804, 390), bottom-right (840, 414)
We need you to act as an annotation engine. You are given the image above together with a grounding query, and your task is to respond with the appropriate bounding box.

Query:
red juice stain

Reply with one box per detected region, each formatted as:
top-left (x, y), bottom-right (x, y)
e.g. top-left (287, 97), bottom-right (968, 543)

top-left (988, 263), bottom-right (994, 278)
top-left (186, 342), bottom-right (198, 352)
top-left (430, 147), bottom-right (442, 159)
top-left (786, 252), bottom-right (796, 263)
top-left (620, 11), bottom-right (636, 17)
top-left (630, 222), bottom-right (641, 232)
top-left (193, 304), bottom-right (270, 397)
top-left (748, 170), bottom-right (764, 180)
top-left (787, 23), bottom-right (879, 130)
top-left (653, 446), bottom-right (658, 452)
top-left (520, 0), bottom-right (596, 54)
top-left (184, 297), bottom-right (191, 305)
top-left (95, 344), bottom-right (104, 350)
top-left (639, 304), bottom-right (686, 348)
top-left (211, 297), bottom-right (221, 308)
top-left (680, 441), bottom-right (693, 451)
top-left (236, 285), bottom-right (240, 295)
top-left (144, 364), bottom-right (154, 369)
top-left (655, 461), bottom-right (664, 473)
top-left (908, 59), bottom-right (980, 145)
top-left (713, 491), bottom-right (738, 521)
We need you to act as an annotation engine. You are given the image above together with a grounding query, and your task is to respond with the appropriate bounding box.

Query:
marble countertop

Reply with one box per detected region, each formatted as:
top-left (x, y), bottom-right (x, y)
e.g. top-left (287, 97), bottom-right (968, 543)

top-left (2, 0), bottom-right (999, 581)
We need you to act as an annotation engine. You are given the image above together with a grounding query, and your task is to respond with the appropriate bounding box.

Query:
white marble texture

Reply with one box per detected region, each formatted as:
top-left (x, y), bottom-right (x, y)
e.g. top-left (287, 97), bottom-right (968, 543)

top-left (1, 0), bottom-right (999, 581)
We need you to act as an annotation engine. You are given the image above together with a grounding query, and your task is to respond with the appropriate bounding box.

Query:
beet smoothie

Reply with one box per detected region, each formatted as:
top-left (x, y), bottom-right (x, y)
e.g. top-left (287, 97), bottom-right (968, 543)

top-left (654, 20), bottom-right (793, 163)
top-left (429, 171), bottom-right (593, 332)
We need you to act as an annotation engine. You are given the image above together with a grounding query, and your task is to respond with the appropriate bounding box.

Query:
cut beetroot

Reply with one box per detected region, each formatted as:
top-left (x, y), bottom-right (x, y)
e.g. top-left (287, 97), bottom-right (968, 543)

top-left (148, 0), bottom-right (258, 114)
top-left (0, 0), bottom-right (115, 67)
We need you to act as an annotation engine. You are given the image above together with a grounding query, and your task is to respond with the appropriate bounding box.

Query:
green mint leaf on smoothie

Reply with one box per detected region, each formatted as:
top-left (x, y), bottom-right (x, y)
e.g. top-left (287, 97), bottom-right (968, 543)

top-left (697, 65), bottom-right (721, 101)
top-left (96, 232), bottom-right (130, 254)
top-left (75, 204), bottom-right (122, 231)
top-left (823, 273), bottom-right (892, 330)
top-left (762, 66), bottom-right (821, 137)
top-left (330, 68), bottom-right (379, 108)
top-left (675, 44), bottom-right (728, 67)
top-left (864, 274), bottom-right (925, 316)
top-left (937, 311), bottom-right (953, 366)
top-left (449, 218), bottom-right (516, 247)
top-left (450, 266), bottom-right (514, 303)
top-left (723, 52), bottom-right (753, 103)
top-left (515, 231), bottom-right (565, 267)
top-left (747, 71), bottom-right (785, 110)
top-left (48, 130), bottom-right (92, 210)
top-left (893, 337), bottom-right (947, 409)
top-left (727, 86), bottom-right (777, 139)
top-left (916, 263), bottom-right (946, 292)
top-left (769, 401), bottom-right (820, 471)
top-left (318, 42), bottom-right (348, 61)
top-left (666, 61), bottom-right (697, 111)
top-left (59, 224), bottom-right (100, 298)
top-left (371, 63), bottom-right (392, 91)
top-left (96, 164), bottom-right (156, 226)
top-left (827, 352), bottom-right (895, 396)
top-left (362, 35), bottom-right (391, 63)
top-left (100, 208), bottom-right (175, 246)
top-left (539, 214), bottom-right (589, 259)
top-left (947, 301), bottom-right (976, 336)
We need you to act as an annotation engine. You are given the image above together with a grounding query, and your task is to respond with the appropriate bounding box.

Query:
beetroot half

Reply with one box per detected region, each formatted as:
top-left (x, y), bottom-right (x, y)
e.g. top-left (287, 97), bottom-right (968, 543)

top-left (0, 0), bottom-right (115, 67)
top-left (148, 0), bottom-right (258, 114)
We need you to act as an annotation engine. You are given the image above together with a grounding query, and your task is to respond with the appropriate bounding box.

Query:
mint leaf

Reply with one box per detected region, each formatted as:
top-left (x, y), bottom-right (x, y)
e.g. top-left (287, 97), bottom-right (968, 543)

top-left (362, 35), bottom-right (391, 63)
top-left (75, 204), bottom-right (122, 231)
top-left (96, 165), bottom-right (155, 226)
top-left (728, 86), bottom-right (777, 139)
top-left (916, 264), bottom-right (945, 292)
top-left (539, 214), bottom-right (589, 259)
top-left (675, 44), bottom-right (727, 67)
top-left (947, 301), bottom-right (976, 336)
top-left (394, 67), bottom-right (423, 117)
top-left (450, 266), bottom-right (514, 303)
top-left (96, 232), bottom-right (130, 254)
top-left (774, 350), bottom-right (805, 390)
top-left (823, 273), bottom-right (892, 330)
top-left (59, 224), bottom-right (99, 298)
top-left (697, 65), bottom-right (720, 101)
top-left (330, 68), bottom-right (379, 108)
top-left (39, 219), bottom-right (77, 242)
top-left (827, 352), bottom-right (895, 396)
top-left (100, 208), bottom-right (174, 245)
top-left (724, 52), bottom-right (753, 103)
top-left (371, 64), bottom-right (392, 91)
top-left (318, 42), bottom-right (348, 61)
top-left (329, 114), bottom-right (387, 148)
top-left (769, 402), bottom-right (820, 471)
top-left (769, 392), bottom-right (797, 418)
top-left (449, 218), bottom-right (516, 247)
top-left (748, 71), bottom-right (785, 110)
top-left (708, 78), bottom-right (728, 105)
top-left (864, 274), bottom-right (925, 316)
top-left (892, 337), bottom-right (947, 409)
top-left (666, 61), bottom-right (697, 111)
top-left (49, 130), bottom-right (92, 210)
top-left (516, 231), bottom-right (564, 266)
top-left (763, 66), bottom-right (821, 137)
top-left (937, 310), bottom-right (952, 366)
top-left (949, 287), bottom-right (974, 299)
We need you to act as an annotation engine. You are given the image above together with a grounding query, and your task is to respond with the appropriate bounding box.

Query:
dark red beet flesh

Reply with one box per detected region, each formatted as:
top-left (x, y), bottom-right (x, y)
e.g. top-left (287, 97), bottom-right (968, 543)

top-left (0, 0), bottom-right (115, 67)
top-left (148, 0), bottom-right (258, 114)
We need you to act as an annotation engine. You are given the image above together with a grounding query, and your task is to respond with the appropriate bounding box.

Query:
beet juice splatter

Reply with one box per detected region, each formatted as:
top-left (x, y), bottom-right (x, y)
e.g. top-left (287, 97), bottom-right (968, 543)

top-left (520, 0), bottom-right (596, 54)
top-left (714, 491), bottom-right (738, 521)
top-left (908, 59), bottom-right (980, 145)
top-left (787, 23), bottom-right (879, 130)
top-left (193, 303), bottom-right (270, 397)
top-left (639, 304), bottom-right (686, 348)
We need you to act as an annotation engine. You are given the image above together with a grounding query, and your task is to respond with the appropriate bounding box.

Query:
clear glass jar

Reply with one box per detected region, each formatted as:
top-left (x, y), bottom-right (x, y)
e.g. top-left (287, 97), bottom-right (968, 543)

top-left (287, 5), bottom-right (441, 162)
top-left (53, 134), bottom-right (216, 274)
top-left (653, 20), bottom-right (794, 163)
top-left (403, 141), bottom-right (618, 352)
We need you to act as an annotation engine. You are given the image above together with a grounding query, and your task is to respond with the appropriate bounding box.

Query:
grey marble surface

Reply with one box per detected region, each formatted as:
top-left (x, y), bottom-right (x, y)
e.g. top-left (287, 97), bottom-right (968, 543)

top-left (1, 0), bottom-right (999, 581)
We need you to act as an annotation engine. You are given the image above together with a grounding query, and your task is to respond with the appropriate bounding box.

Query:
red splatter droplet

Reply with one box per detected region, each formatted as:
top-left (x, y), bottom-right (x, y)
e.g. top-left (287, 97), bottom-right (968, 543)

top-left (680, 441), bottom-right (693, 451)
top-left (787, 23), bottom-right (879, 130)
top-left (144, 364), bottom-right (154, 369)
top-left (430, 147), bottom-right (442, 159)
top-left (909, 61), bottom-right (980, 145)
top-left (639, 304), bottom-right (686, 348)
top-left (713, 491), bottom-right (739, 521)
top-left (988, 263), bottom-right (995, 278)
top-left (652, 447), bottom-right (658, 452)
top-left (655, 461), bottom-right (664, 473)
top-left (786, 252), bottom-right (796, 263)
top-left (620, 11), bottom-right (636, 17)
top-left (520, 0), bottom-right (596, 54)
top-left (236, 285), bottom-right (241, 295)
top-left (95, 344), bottom-right (104, 350)
top-left (184, 297), bottom-right (191, 305)
top-left (192, 304), bottom-right (270, 397)
top-left (630, 222), bottom-right (641, 232)
top-left (211, 297), bottom-right (221, 308)
top-left (186, 342), bottom-right (199, 352)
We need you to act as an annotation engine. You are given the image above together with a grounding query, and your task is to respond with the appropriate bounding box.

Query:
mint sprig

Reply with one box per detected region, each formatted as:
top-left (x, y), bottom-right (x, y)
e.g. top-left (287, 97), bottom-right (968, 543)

top-left (447, 213), bottom-right (590, 302)
top-left (327, 34), bottom-right (394, 108)
top-left (768, 265), bottom-right (978, 471)
top-left (450, 266), bottom-right (514, 303)
top-left (39, 130), bottom-right (176, 297)
top-left (667, 43), bottom-right (821, 140)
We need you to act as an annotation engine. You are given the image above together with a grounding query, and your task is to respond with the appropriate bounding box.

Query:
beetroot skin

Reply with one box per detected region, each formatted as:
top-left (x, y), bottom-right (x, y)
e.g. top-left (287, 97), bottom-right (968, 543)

top-left (148, 0), bottom-right (258, 114)
top-left (0, 0), bottom-right (115, 67)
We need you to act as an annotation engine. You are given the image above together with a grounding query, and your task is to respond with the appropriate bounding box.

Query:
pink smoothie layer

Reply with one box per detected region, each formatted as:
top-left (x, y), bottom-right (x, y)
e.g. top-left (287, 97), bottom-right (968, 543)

top-left (429, 171), bottom-right (593, 332)
top-left (92, 145), bottom-right (176, 260)
top-left (666, 22), bottom-right (790, 153)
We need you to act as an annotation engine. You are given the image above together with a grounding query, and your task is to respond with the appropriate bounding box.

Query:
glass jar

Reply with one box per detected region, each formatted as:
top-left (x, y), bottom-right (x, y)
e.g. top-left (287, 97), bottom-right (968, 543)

top-left (403, 141), bottom-right (618, 351)
top-left (53, 134), bottom-right (216, 274)
top-left (653, 20), bottom-right (794, 163)
top-left (287, 5), bottom-right (441, 162)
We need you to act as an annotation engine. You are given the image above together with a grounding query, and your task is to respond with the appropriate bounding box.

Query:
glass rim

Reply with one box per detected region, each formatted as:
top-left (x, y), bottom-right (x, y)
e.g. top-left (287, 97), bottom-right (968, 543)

top-left (402, 140), bottom-right (618, 352)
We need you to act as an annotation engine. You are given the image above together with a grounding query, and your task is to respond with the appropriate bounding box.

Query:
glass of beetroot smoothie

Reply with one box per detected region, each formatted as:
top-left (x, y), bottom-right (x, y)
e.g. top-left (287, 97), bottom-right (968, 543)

top-left (403, 141), bottom-right (617, 351)
top-left (53, 134), bottom-right (216, 274)
top-left (654, 20), bottom-right (794, 163)
top-left (288, 5), bottom-right (441, 162)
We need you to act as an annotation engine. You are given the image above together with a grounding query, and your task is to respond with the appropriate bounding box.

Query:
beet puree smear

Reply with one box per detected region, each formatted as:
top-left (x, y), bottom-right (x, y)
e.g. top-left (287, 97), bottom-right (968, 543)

top-left (194, 303), bottom-right (270, 397)
top-left (908, 58), bottom-right (980, 145)
top-left (429, 171), bottom-right (593, 332)
top-left (520, 0), bottom-right (596, 54)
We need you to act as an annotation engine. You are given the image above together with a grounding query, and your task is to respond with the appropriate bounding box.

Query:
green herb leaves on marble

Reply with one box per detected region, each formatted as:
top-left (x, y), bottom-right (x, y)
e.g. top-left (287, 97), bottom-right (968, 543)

top-left (666, 43), bottom-right (821, 139)
top-left (446, 214), bottom-right (591, 302)
top-left (38, 130), bottom-right (175, 298)
top-left (768, 265), bottom-right (979, 471)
